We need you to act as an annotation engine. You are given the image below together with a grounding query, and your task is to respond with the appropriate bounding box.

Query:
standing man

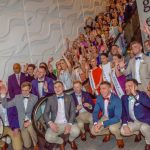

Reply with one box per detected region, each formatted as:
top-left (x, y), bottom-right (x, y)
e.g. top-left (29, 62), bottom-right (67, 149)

top-left (1, 82), bottom-right (39, 150)
top-left (91, 81), bottom-right (124, 149)
top-left (121, 79), bottom-right (150, 150)
top-left (44, 81), bottom-right (80, 150)
top-left (7, 63), bottom-right (27, 129)
top-left (31, 66), bottom-right (54, 98)
top-left (119, 41), bottom-right (150, 92)
top-left (72, 81), bottom-right (95, 141)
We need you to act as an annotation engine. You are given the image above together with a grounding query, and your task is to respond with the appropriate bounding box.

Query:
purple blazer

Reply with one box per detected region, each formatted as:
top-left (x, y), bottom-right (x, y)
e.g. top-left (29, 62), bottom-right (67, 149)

top-left (122, 91), bottom-right (150, 125)
top-left (71, 91), bottom-right (95, 116)
top-left (7, 72), bottom-right (27, 129)
top-left (31, 76), bottom-right (54, 98)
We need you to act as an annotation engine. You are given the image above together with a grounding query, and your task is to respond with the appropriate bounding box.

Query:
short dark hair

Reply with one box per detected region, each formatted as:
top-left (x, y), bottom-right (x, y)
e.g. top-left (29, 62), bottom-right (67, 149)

top-left (100, 81), bottom-right (111, 87)
top-left (101, 53), bottom-right (108, 58)
top-left (39, 66), bottom-right (46, 71)
top-left (54, 81), bottom-right (64, 86)
top-left (113, 54), bottom-right (122, 59)
top-left (126, 79), bottom-right (138, 86)
top-left (28, 64), bottom-right (36, 70)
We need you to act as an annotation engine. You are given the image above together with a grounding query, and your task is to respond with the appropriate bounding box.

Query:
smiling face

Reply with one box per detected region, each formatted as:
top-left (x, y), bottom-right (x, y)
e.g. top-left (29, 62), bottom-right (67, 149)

top-left (54, 82), bottom-right (64, 96)
top-left (13, 63), bottom-right (21, 74)
top-left (131, 42), bottom-right (142, 56)
top-left (100, 84), bottom-right (111, 98)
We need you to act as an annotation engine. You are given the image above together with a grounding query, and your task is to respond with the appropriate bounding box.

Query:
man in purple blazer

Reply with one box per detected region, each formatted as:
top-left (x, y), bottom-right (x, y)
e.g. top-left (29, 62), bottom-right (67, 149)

top-left (121, 79), bottom-right (150, 150)
top-left (31, 66), bottom-right (54, 98)
top-left (71, 81), bottom-right (95, 141)
top-left (7, 63), bottom-right (27, 129)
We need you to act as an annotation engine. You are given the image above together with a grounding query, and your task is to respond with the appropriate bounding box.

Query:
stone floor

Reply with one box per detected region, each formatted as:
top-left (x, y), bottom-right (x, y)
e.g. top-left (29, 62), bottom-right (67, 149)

top-left (8, 133), bottom-right (145, 150)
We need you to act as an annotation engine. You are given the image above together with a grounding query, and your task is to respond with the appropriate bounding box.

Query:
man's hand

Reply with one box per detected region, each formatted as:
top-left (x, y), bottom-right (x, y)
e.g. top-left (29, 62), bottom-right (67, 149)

top-left (94, 122), bottom-right (103, 133)
top-left (64, 124), bottom-right (71, 135)
top-left (123, 125), bottom-right (131, 135)
top-left (13, 128), bottom-right (19, 136)
top-left (83, 103), bottom-right (90, 108)
top-left (24, 120), bottom-right (31, 128)
top-left (49, 122), bottom-right (58, 133)
top-left (0, 83), bottom-right (7, 95)
top-left (77, 105), bottom-right (82, 111)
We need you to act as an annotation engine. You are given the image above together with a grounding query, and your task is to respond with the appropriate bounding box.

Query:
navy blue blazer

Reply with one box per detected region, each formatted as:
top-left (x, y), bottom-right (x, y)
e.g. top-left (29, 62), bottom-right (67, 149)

top-left (121, 91), bottom-right (150, 125)
top-left (93, 93), bottom-right (122, 128)
top-left (71, 91), bottom-right (95, 116)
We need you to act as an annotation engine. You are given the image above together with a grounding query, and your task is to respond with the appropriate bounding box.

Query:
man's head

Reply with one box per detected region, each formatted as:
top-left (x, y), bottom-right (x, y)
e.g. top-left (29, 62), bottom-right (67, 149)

top-left (125, 79), bottom-right (138, 95)
top-left (13, 63), bottom-right (21, 74)
top-left (130, 41), bottom-right (142, 56)
top-left (54, 81), bottom-right (64, 96)
top-left (27, 64), bottom-right (36, 76)
top-left (144, 40), bottom-right (150, 52)
top-left (21, 82), bottom-right (32, 97)
top-left (111, 44), bottom-right (120, 55)
top-left (100, 81), bottom-right (111, 98)
top-left (73, 81), bottom-right (82, 94)
top-left (101, 53), bottom-right (109, 64)
top-left (37, 66), bottom-right (46, 79)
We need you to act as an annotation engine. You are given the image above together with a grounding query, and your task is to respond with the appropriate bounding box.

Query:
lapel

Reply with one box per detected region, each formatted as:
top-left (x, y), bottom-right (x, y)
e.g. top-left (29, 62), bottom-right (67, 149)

top-left (20, 95), bottom-right (26, 113)
top-left (132, 58), bottom-right (136, 77)
top-left (35, 80), bottom-right (39, 97)
top-left (26, 94), bottom-right (32, 113)
top-left (108, 94), bottom-right (113, 110)
top-left (54, 95), bottom-right (58, 116)
top-left (139, 54), bottom-right (145, 72)
top-left (64, 94), bottom-right (68, 117)
top-left (73, 93), bottom-right (79, 106)
top-left (13, 74), bottom-right (20, 87)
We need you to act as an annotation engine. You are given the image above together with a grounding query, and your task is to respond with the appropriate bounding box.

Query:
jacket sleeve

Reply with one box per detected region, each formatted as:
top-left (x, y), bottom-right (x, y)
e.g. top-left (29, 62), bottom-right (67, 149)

top-left (121, 96), bottom-right (128, 125)
top-left (68, 95), bottom-right (76, 124)
top-left (92, 96), bottom-right (101, 123)
top-left (43, 97), bottom-right (52, 126)
top-left (103, 97), bottom-right (122, 128)
top-left (139, 92), bottom-right (150, 108)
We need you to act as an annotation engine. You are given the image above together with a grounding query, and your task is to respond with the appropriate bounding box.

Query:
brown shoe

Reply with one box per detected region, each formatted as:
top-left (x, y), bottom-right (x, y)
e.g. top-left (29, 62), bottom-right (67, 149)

top-left (134, 133), bottom-right (142, 142)
top-left (2, 143), bottom-right (8, 150)
top-left (145, 144), bottom-right (150, 150)
top-left (80, 132), bottom-right (86, 141)
top-left (69, 141), bottom-right (77, 150)
top-left (34, 144), bottom-right (39, 150)
top-left (103, 134), bottom-right (111, 143)
top-left (60, 143), bottom-right (65, 150)
top-left (89, 130), bottom-right (96, 139)
top-left (116, 139), bottom-right (124, 149)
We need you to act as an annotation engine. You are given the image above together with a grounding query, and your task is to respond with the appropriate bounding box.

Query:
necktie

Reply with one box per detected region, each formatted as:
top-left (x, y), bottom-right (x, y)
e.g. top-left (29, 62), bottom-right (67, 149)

top-left (76, 94), bottom-right (82, 98)
top-left (135, 57), bottom-right (141, 60)
top-left (17, 74), bottom-right (20, 85)
top-left (57, 96), bottom-right (64, 99)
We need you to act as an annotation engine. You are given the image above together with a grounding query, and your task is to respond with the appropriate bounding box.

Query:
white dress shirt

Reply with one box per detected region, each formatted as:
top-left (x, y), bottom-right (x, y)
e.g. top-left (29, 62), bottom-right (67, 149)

top-left (23, 97), bottom-right (29, 121)
top-left (76, 93), bottom-right (86, 113)
top-left (135, 53), bottom-right (142, 83)
top-left (103, 95), bottom-right (111, 118)
top-left (128, 96), bottom-right (138, 121)
top-left (55, 96), bottom-right (67, 124)
top-left (38, 78), bottom-right (44, 98)
top-left (15, 73), bottom-right (20, 85)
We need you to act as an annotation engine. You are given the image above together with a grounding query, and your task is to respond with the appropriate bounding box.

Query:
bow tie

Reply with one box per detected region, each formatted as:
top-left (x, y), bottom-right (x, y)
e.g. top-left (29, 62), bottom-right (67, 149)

top-left (57, 96), bottom-right (64, 99)
top-left (104, 97), bottom-right (110, 101)
top-left (24, 97), bottom-right (29, 99)
top-left (38, 80), bottom-right (44, 83)
top-left (135, 57), bottom-right (141, 60)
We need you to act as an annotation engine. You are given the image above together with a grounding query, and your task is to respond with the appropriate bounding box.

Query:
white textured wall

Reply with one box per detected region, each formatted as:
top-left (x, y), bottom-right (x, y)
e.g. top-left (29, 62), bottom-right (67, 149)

top-left (0, 0), bottom-right (108, 81)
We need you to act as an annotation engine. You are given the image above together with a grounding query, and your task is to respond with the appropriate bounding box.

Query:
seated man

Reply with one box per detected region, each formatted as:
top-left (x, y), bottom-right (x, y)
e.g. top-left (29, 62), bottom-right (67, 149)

top-left (1, 82), bottom-right (39, 150)
top-left (0, 81), bottom-right (22, 150)
top-left (91, 81), bottom-right (124, 149)
top-left (72, 80), bottom-right (95, 141)
top-left (121, 79), bottom-right (150, 150)
top-left (44, 81), bottom-right (80, 150)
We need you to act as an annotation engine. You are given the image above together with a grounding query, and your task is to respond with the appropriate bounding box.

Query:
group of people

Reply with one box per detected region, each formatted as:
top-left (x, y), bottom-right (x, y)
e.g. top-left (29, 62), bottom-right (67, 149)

top-left (0, 0), bottom-right (150, 150)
